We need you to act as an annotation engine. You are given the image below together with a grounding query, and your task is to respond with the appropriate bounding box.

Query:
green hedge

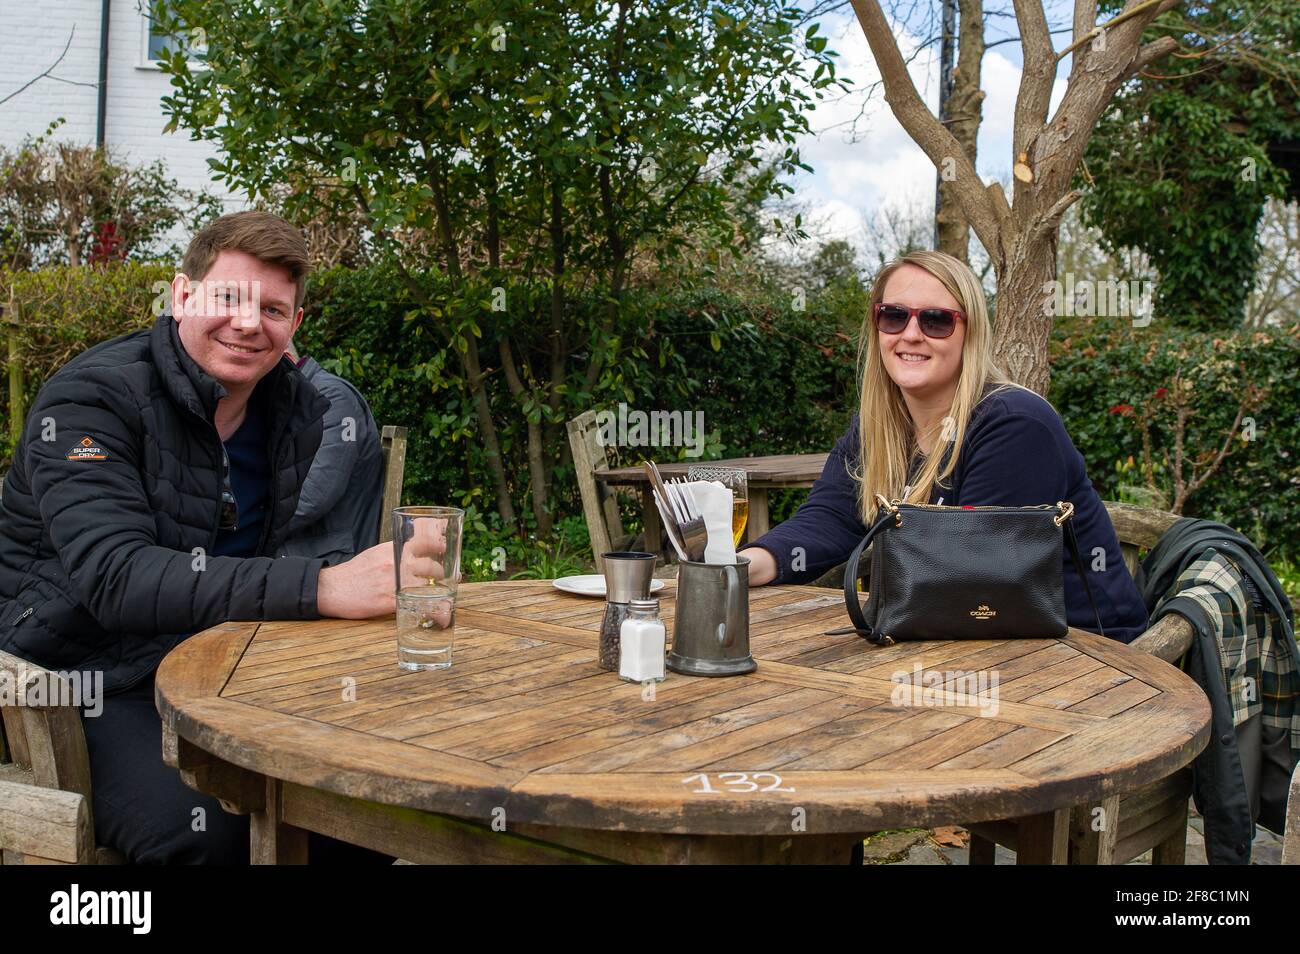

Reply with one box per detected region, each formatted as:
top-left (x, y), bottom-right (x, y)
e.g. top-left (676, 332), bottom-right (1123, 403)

top-left (293, 264), bottom-right (860, 531)
top-left (4, 262), bottom-right (1296, 562)
top-left (2, 264), bottom-right (170, 456)
top-left (1049, 316), bottom-right (1300, 555)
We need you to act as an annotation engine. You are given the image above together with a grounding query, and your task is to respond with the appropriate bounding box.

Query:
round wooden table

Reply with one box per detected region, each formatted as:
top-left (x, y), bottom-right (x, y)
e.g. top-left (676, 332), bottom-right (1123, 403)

top-left (155, 580), bottom-right (1210, 864)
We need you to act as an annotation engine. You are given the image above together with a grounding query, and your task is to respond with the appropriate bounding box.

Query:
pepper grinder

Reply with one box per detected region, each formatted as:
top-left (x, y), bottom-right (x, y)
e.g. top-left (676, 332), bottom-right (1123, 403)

top-left (598, 551), bottom-right (656, 671)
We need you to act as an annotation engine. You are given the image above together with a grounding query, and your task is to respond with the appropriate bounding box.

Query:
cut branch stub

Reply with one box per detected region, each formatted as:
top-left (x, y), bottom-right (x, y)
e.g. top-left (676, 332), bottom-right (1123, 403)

top-left (1014, 152), bottom-right (1034, 183)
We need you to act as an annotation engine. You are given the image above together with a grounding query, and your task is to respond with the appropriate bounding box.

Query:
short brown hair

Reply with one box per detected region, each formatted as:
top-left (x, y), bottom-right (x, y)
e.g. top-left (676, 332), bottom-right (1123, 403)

top-left (181, 211), bottom-right (310, 310)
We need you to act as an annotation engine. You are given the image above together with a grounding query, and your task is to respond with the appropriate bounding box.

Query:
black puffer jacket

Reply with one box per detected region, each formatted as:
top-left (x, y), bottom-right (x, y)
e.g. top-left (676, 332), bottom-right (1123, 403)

top-left (0, 311), bottom-right (331, 693)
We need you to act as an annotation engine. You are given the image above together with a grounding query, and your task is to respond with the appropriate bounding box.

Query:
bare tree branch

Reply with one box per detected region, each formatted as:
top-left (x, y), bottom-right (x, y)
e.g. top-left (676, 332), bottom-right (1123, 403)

top-left (985, 27), bottom-right (1072, 50)
top-left (1058, 0), bottom-right (1177, 61)
top-left (1125, 34), bottom-right (1181, 80)
top-left (848, 0), bottom-right (1002, 258)
top-left (1025, 187), bottom-right (1081, 247)
top-left (1010, 0), bottom-right (1054, 163)
top-left (1040, 2), bottom-right (1183, 195)
top-left (1071, 0), bottom-right (1099, 80)
top-left (0, 27), bottom-right (76, 108)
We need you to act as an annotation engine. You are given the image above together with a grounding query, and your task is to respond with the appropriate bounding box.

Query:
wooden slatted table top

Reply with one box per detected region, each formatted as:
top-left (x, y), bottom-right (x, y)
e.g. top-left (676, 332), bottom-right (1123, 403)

top-left (596, 453), bottom-right (829, 488)
top-left (155, 581), bottom-right (1210, 837)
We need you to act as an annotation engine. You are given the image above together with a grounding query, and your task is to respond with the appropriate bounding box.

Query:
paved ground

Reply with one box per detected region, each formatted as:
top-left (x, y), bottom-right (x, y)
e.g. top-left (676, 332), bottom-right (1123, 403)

top-left (863, 806), bottom-right (1285, 864)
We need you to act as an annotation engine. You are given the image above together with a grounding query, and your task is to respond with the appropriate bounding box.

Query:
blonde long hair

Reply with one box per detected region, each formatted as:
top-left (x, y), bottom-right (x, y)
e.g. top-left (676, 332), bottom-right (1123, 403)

top-left (855, 250), bottom-right (1017, 524)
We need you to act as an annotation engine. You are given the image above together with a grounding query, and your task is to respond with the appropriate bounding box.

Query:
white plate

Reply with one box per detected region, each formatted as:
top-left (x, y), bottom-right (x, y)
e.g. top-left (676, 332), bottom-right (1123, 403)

top-left (552, 575), bottom-right (667, 598)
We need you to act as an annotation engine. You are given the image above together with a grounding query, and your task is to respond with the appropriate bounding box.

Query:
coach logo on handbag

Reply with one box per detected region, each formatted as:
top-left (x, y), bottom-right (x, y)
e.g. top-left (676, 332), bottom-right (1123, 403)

top-left (970, 604), bottom-right (997, 620)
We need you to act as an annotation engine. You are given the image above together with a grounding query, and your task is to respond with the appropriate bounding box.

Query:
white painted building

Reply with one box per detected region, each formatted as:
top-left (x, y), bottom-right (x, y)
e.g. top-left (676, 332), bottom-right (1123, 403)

top-left (0, 0), bottom-right (245, 220)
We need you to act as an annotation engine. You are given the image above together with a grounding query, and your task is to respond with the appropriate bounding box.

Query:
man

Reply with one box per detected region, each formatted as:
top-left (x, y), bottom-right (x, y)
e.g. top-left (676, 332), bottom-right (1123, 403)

top-left (278, 341), bottom-right (383, 564)
top-left (0, 211), bottom-right (404, 863)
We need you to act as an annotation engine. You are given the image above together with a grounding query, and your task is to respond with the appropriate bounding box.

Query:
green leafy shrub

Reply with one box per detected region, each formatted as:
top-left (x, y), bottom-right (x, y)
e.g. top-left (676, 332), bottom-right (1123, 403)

top-left (1049, 315), bottom-right (1300, 555)
top-left (1, 263), bottom-right (171, 458)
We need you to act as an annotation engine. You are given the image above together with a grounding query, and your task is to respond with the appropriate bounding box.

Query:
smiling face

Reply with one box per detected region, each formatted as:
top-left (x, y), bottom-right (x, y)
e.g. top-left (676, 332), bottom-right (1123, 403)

top-left (170, 249), bottom-right (303, 398)
top-left (876, 263), bottom-right (967, 403)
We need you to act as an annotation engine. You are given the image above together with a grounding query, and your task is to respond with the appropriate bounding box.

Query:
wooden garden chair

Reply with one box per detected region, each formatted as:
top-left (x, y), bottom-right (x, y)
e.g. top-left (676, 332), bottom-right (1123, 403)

top-left (376, 424), bottom-right (408, 543)
top-left (567, 409), bottom-right (634, 570)
top-left (0, 649), bottom-right (123, 865)
top-left (0, 422), bottom-right (409, 865)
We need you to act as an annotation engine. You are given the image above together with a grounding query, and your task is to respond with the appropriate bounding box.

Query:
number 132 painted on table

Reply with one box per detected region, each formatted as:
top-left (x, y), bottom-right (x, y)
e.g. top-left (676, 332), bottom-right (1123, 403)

top-left (682, 772), bottom-right (795, 793)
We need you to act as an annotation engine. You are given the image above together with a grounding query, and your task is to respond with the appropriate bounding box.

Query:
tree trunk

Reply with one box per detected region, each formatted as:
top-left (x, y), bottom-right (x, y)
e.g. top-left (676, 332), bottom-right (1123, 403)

top-left (937, 0), bottom-right (984, 263)
top-left (461, 345), bottom-right (517, 526)
top-left (992, 232), bottom-right (1057, 395)
top-left (584, 2), bottom-right (629, 397)
top-left (499, 333), bottom-right (555, 537)
top-left (66, 225), bottom-right (81, 268)
top-left (540, 175), bottom-right (569, 533)
top-left (525, 418), bottom-right (552, 536)
top-left (429, 160), bottom-right (516, 526)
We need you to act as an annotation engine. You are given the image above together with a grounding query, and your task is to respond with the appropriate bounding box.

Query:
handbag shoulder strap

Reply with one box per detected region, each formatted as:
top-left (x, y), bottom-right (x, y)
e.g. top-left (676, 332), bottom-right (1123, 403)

top-left (838, 506), bottom-right (901, 643)
top-left (1064, 519), bottom-right (1108, 639)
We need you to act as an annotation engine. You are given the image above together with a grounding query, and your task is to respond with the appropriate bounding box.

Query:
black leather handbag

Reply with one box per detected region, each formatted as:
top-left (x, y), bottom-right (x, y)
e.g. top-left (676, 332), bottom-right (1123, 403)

top-left (831, 494), bottom-right (1106, 645)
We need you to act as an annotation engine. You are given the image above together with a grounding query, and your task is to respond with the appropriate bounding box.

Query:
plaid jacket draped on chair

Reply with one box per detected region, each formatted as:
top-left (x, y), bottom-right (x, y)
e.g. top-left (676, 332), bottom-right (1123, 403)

top-left (1163, 550), bottom-right (1300, 751)
top-left (1148, 542), bottom-right (1299, 861)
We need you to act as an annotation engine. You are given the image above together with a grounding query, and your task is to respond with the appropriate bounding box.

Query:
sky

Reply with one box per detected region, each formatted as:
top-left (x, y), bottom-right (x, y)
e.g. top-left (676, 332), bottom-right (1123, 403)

top-left (789, 1), bottom-right (1078, 246)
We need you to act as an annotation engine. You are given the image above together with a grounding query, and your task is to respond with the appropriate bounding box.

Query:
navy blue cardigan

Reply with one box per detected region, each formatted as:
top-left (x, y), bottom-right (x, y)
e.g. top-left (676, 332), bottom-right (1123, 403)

top-left (743, 384), bottom-right (1150, 643)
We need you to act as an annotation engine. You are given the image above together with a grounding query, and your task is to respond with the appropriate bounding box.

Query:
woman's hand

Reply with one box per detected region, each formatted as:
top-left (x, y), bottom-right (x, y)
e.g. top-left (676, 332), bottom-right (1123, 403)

top-left (743, 546), bottom-right (778, 586)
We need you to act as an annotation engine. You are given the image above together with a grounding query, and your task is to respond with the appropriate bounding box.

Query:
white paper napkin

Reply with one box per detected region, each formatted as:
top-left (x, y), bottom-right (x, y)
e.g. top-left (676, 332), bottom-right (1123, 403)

top-left (685, 480), bottom-right (737, 565)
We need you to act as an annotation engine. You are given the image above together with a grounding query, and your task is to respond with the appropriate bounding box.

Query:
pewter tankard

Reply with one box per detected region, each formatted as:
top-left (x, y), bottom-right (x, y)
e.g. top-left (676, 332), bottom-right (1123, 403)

top-left (667, 556), bottom-right (756, 676)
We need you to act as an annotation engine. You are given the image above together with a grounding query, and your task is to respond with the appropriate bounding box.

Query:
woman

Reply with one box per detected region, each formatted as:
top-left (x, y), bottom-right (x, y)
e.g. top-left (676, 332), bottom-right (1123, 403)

top-left (740, 250), bottom-right (1149, 642)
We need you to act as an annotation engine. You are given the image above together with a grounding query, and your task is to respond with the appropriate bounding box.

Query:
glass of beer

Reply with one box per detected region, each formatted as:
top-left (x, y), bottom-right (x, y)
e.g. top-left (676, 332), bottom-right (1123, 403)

top-left (687, 466), bottom-right (749, 546)
top-left (392, 506), bottom-right (463, 671)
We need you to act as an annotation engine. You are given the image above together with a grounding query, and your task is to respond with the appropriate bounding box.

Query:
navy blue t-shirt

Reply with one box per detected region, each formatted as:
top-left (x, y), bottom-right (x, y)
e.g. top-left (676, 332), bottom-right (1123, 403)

top-left (744, 383), bottom-right (1150, 642)
top-left (212, 403), bottom-right (270, 558)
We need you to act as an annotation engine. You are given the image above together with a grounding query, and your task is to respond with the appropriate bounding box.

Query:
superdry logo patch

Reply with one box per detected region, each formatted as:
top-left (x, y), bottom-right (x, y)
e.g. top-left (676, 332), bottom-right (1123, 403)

top-left (65, 436), bottom-right (107, 461)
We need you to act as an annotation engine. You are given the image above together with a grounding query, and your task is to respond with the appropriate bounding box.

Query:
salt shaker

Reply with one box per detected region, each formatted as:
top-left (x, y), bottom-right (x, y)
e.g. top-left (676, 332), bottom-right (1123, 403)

top-left (619, 598), bottom-right (666, 683)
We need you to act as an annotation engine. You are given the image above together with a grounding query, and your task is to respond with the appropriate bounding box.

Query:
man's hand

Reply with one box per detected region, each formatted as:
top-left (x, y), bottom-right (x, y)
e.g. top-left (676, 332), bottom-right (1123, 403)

top-left (398, 516), bottom-right (449, 584)
top-left (316, 541), bottom-right (397, 619)
top-left (316, 519), bottom-right (457, 619)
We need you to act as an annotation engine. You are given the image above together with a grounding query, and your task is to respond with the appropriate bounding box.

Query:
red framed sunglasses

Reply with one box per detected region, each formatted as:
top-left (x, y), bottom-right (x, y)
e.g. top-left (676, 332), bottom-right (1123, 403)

top-left (873, 302), bottom-right (964, 339)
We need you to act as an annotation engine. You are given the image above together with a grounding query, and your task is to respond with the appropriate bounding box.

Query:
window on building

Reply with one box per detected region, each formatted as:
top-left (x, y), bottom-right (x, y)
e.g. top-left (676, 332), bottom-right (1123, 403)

top-left (143, 0), bottom-right (205, 64)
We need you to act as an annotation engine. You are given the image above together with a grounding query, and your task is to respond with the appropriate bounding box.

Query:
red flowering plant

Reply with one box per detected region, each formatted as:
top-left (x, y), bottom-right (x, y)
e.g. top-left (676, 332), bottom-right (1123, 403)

top-left (89, 221), bottom-right (127, 264)
top-left (1111, 367), bottom-right (1264, 514)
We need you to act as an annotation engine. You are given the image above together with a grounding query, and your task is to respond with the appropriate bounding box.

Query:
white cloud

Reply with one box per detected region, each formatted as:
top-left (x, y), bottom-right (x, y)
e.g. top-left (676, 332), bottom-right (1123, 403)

top-left (786, 10), bottom-right (1071, 247)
